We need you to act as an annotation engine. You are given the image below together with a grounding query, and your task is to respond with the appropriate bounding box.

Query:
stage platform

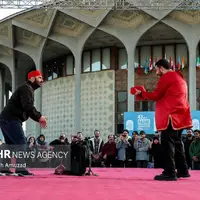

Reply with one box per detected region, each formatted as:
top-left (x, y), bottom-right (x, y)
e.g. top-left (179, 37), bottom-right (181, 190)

top-left (0, 168), bottom-right (199, 200)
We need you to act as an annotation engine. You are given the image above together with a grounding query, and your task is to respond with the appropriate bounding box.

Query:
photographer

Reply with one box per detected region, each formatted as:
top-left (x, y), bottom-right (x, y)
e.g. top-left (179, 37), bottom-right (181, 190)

top-left (68, 132), bottom-right (88, 175)
top-left (116, 130), bottom-right (131, 167)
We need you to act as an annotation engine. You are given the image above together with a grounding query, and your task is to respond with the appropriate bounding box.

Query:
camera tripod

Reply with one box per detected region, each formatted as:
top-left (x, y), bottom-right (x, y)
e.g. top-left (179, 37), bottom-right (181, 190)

top-left (85, 149), bottom-right (98, 176)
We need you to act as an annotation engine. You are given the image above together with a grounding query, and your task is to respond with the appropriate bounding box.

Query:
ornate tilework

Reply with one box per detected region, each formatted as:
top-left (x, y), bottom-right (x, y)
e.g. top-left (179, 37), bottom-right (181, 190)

top-left (81, 70), bottom-right (115, 140)
top-left (41, 76), bottom-right (75, 142)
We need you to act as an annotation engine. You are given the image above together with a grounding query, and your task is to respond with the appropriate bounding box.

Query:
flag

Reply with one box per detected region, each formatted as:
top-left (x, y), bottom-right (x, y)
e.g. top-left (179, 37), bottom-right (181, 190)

top-left (144, 58), bottom-right (149, 74)
top-left (169, 57), bottom-right (172, 69)
top-left (196, 57), bottom-right (200, 68)
top-left (137, 64), bottom-right (141, 75)
top-left (172, 60), bottom-right (176, 71)
top-left (177, 56), bottom-right (181, 70)
top-left (153, 57), bottom-right (158, 67)
top-left (149, 58), bottom-right (153, 71)
top-left (181, 56), bottom-right (185, 69)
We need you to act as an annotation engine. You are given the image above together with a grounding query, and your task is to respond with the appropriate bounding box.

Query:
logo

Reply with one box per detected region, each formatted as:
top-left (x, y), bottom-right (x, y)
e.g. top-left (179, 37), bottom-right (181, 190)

top-left (137, 114), bottom-right (151, 130)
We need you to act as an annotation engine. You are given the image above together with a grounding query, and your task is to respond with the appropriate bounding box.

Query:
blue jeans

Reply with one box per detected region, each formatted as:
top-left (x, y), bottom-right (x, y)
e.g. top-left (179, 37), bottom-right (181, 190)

top-left (0, 119), bottom-right (27, 171)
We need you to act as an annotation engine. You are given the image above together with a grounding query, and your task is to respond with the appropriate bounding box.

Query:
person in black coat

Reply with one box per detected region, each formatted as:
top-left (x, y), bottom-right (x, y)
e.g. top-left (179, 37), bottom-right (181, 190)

top-left (149, 136), bottom-right (163, 168)
top-left (0, 70), bottom-right (47, 176)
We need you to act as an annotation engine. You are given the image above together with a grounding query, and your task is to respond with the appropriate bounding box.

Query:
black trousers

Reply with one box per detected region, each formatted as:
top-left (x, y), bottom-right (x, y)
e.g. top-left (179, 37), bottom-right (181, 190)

top-left (104, 155), bottom-right (116, 167)
top-left (0, 119), bottom-right (27, 171)
top-left (161, 123), bottom-right (188, 176)
top-left (136, 160), bottom-right (148, 168)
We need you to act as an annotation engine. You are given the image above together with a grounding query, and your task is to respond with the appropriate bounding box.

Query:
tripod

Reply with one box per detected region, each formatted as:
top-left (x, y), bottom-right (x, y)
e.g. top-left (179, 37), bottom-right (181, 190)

top-left (85, 144), bottom-right (98, 176)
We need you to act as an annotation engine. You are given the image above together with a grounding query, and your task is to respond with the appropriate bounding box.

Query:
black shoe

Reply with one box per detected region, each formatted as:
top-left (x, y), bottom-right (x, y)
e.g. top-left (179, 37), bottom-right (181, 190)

top-left (15, 170), bottom-right (34, 176)
top-left (0, 169), bottom-right (13, 175)
top-left (154, 174), bottom-right (177, 181)
top-left (177, 172), bottom-right (191, 178)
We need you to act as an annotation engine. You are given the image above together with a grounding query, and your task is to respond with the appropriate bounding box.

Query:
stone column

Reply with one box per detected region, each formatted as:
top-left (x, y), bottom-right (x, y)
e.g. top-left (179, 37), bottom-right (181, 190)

top-left (0, 69), bottom-right (5, 111)
top-left (127, 47), bottom-right (135, 112)
top-left (188, 42), bottom-right (197, 110)
top-left (74, 51), bottom-right (82, 132)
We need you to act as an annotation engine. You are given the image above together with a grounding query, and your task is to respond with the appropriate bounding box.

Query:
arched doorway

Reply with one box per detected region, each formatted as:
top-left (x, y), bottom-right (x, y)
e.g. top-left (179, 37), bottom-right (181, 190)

top-left (196, 42), bottom-right (200, 110)
top-left (0, 63), bottom-right (12, 141)
top-left (83, 29), bottom-right (127, 136)
top-left (134, 22), bottom-right (188, 113)
top-left (41, 39), bottom-right (75, 141)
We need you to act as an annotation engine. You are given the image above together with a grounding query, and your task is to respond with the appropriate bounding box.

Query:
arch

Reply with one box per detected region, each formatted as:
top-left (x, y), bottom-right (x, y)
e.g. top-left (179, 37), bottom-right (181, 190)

top-left (82, 28), bottom-right (127, 72)
top-left (0, 63), bottom-right (12, 108)
top-left (134, 21), bottom-right (189, 112)
top-left (41, 39), bottom-right (75, 81)
top-left (81, 28), bottom-right (128, 136)
top-left (14, 50), bottom-right (36, 86)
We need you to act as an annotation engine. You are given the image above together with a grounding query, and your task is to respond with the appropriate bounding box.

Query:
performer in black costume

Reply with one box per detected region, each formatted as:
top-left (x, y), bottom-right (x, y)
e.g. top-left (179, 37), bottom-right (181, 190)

top-left (0, 70), bottom-right (47, 176)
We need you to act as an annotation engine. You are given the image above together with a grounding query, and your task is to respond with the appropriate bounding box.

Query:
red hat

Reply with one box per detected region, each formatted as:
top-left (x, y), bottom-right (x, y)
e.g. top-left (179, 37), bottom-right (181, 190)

top-left (28, 70), bottom-right (42, 80)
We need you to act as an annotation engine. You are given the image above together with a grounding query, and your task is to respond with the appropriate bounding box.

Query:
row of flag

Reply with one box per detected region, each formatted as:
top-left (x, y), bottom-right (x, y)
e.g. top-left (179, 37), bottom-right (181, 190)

top-left (137, 56), bottom-right (186, 75)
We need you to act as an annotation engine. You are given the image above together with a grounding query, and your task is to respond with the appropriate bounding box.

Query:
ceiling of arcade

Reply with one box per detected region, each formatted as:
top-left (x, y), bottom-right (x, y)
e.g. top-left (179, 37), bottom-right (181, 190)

top-left (0, 21), bottom-right (12, 40)
top-left (43, 40), bottom-right (71, 62)
top-left (169, 10), bottom-right (200, 25)
top-left (0, 9), bottom-right (199, 62)
top-left (51, 11), bottom-right (90, 37)
top-left (102, 10), bottom-right (153, 29)
top-left (138, 22), bottom-right (184, 45)
top-left (15, 9), bottom-right (55, 29)
top-left (15, 27), bottom-right (44, 48)
top-left (0, 45), bottom-right (13, 57)
top-left (84, 29), bottom-right (124, 49)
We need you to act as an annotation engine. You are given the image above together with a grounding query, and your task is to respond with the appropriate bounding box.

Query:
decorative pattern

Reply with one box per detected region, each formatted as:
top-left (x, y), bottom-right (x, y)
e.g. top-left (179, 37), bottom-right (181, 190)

top-left (0, 45), bottom-right (13, 56)
top-left (15, 27), bottom-right (43, 47)
top-left (52, 12), bottom-right (88, 37)
top-left (41, 76), bottom-right (75, 142)
top-left (78, 10), bottom-right (105, 19)
top-left (0, 21), bottom-right (12, 39)
top-left (15, 9), bottom-right (54, 28)
top-left (169, 11), bottom-right (200, 25)
top-left (104, 10), bottom-right (152, 29)
top-left (81, 70), bottom-right (115, 140)
top-left (115, 70), bottom-right (127, 91)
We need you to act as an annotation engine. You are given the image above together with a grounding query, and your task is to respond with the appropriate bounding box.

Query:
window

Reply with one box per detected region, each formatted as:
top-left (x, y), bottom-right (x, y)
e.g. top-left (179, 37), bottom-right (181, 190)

top-left (102, 48), bottom-right (110, 69)
top-left (52, 63), bottom-right (58, 79)
top-left (47, 66), bottom-right (53, 81)
top-left (197, 88), bottom-right (200, 110)
top-left (116, 91), bottom-right (127, 134)
top-left (83, 51), bottom-right (90, 72)
top-left (43, 54), bottom-right (76, 81)
top-left (66, 55), bottom-right (74, 75)
top-left (82, 48), bottom-right (111, 73)
top-left (57, 63), bottom-right (64, 78)
top-left (134, 101), bottom-right (155, 111)
top-left (92, 49), bottom-right (101, 72)
top-left (118, 49), bottom-right (127, 69)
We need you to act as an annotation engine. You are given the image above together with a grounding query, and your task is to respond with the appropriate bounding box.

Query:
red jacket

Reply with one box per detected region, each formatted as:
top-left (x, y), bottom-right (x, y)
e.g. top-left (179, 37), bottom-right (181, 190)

top-left (141, 71), bottom-right (192, 131)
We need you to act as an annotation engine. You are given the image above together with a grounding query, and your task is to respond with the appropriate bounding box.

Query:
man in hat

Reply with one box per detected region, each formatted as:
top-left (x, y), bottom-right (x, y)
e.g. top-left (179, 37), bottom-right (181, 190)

top-left (0, 69), bottom-right (47, 176)
top-left (131, 59), bottom-right (192, 181)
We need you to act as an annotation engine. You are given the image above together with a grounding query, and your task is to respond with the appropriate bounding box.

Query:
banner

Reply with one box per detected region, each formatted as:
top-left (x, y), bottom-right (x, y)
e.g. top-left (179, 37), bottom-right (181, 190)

top-left (124, 111), bottom-right (200, 135)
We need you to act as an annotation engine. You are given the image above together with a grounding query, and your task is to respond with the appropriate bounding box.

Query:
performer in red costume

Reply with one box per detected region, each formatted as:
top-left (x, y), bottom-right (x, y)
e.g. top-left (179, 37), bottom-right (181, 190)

top-left (131, 59), bottom-right (192, 181)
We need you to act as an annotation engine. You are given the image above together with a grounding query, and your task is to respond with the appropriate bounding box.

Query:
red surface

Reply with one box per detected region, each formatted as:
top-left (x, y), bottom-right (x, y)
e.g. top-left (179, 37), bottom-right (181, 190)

top-left (0, 168), bottom-right (199, 200)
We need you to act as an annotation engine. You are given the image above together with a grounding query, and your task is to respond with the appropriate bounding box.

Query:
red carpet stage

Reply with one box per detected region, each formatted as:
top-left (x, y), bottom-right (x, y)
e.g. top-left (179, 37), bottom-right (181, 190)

top-left (0, 168), bottom-right (199, 200)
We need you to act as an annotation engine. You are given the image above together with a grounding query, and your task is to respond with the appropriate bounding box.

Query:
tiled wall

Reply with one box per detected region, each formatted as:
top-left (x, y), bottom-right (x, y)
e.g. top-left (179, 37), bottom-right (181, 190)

top-left (41, 76), bottom-right (75, 141)
top-left (81, 70), bottom-right (115, 139)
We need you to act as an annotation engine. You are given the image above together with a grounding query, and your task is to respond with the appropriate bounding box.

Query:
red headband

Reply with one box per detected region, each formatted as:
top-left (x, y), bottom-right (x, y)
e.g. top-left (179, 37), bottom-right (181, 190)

top-left (28, 70), bottom-right (42, 79)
